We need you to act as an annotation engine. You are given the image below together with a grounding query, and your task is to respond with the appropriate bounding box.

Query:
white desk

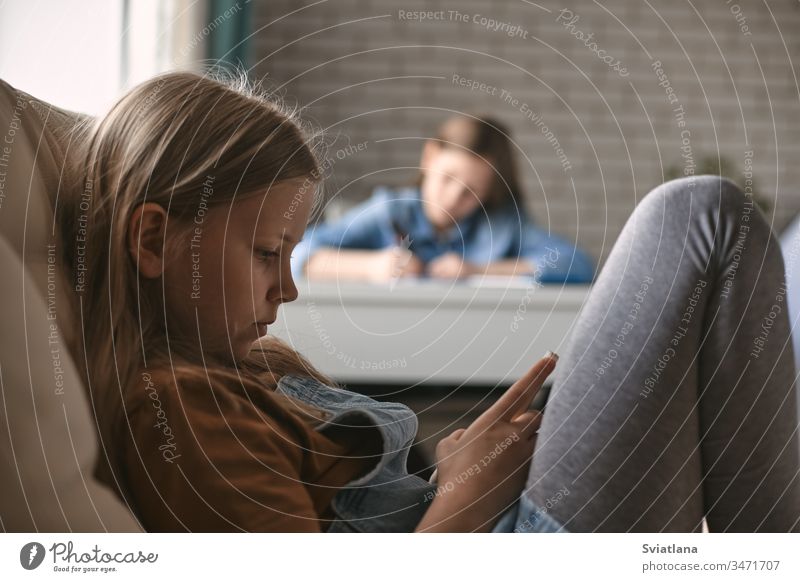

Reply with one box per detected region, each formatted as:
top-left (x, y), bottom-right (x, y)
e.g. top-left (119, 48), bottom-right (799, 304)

top-left (271, 279), bottom-right (592, 386)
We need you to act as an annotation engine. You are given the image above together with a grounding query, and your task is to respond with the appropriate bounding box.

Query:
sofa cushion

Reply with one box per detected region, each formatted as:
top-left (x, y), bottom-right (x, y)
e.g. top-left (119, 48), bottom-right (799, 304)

top-left (0, 79), bottom-right (140, 531)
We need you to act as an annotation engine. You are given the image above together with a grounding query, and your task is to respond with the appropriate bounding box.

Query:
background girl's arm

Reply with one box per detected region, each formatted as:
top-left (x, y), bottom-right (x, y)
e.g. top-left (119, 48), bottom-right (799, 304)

top-left (427, 253), bottom-right (535, 278)
top-left (291, 190), bottom-right (399, 280)
top-left (516, 218), bottom-right (595, 283)
top-left (427, 213), bottom-right (592, 281)
top-left (307, 247), bottom-right (424, 281)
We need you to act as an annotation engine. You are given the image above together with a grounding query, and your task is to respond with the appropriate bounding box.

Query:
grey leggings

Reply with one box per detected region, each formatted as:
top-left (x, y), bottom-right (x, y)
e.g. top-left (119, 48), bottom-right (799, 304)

top-left (523, 176), bottom-right (800, 532)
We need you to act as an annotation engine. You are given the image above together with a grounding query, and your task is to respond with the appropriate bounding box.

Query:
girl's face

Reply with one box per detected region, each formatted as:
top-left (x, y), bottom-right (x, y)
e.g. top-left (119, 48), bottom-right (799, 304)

top-left (419, 143), bottom-right (496, 230)
top-left (160, 180), bottom-right (313, 362)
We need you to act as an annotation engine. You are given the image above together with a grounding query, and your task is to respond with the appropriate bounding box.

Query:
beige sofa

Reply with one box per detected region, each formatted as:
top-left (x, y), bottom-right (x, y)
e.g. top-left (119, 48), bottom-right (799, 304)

top-left (0, 79), bottom-right (141, 531)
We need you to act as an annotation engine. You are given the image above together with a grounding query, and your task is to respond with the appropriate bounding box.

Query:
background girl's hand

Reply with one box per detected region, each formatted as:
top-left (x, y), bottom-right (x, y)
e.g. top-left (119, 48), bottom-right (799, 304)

top-left (425, 353), bottom-right (557, 532)
top-left (427, 252), bottom-right (476, 279)
top-left (370, 247), bottom-right (424, 282)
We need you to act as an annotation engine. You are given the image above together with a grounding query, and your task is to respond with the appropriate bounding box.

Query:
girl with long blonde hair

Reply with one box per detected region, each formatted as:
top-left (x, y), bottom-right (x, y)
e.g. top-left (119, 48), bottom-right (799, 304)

top-left (57, 71), bottom-right (549, 532)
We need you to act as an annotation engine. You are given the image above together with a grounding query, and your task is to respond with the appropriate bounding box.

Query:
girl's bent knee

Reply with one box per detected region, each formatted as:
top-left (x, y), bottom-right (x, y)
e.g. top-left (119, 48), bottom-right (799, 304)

top-left (640, 175), bottom-right (755, 225)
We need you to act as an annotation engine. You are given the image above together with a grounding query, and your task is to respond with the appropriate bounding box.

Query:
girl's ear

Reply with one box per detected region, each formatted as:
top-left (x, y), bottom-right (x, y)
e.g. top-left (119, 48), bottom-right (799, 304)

top-left (128, 203), bottom-right (168, 279)
top-left (420, 140), bottom-right (441, 171)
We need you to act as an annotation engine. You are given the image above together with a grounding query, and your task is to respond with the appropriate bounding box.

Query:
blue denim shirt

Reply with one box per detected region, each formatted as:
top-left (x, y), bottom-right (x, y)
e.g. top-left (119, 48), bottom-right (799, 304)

top-left (276, 374), bottom-right (566, 533)
top-left (292, 187), bottom-right (594, 284)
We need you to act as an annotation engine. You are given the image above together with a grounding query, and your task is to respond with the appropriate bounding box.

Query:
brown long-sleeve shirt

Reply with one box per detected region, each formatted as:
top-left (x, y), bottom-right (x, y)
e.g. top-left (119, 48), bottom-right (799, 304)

top-left (110, 369), bottom-right (380, 532)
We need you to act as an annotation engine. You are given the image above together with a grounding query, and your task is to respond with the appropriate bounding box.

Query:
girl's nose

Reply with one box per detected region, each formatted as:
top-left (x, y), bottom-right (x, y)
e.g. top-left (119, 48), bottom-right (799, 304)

top-left (282, 277), bottom-right (299, 303)
top-left (273, 268), bottom-right (298, 304)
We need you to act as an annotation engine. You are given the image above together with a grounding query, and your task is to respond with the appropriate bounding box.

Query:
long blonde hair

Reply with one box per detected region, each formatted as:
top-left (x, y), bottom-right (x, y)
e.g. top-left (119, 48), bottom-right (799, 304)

top-left (58, 71), bottom-right (334, 482)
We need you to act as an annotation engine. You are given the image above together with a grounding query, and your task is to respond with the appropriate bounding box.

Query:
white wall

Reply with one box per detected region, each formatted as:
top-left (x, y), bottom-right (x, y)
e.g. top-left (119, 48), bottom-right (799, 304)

top-left (0, 0), bottom-right (125, 115)
top-left (0, 0), bottom-right (208, 116)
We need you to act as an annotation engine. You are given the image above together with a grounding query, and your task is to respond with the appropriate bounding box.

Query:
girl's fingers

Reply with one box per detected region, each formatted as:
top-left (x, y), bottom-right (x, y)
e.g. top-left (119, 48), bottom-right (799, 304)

top-left (515, 410), bottom-right (542, 439)
top-left (475, 353), bottom-right (557, 429)
top-left (449, 428), bottom-right (467, 441)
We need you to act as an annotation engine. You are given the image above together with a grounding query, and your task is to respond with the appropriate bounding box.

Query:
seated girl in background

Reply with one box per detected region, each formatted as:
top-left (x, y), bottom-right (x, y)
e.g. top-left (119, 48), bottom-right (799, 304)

top-left (292, 115), bottom-right (594, 283)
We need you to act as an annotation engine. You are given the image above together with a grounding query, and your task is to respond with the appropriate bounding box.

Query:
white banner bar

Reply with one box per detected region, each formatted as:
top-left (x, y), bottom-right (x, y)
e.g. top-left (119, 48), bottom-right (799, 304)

top-left (1, 533), bottom-right (798, 581)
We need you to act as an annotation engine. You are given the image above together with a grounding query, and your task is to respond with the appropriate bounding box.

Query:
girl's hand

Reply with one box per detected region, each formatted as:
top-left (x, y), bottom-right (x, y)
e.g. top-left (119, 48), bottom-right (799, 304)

top-left (370, 247), bottom-right (424, 282)
top-left (427, 253), bottom-right (476, 279)
top-left (421, 353), bottom-right (557, 532)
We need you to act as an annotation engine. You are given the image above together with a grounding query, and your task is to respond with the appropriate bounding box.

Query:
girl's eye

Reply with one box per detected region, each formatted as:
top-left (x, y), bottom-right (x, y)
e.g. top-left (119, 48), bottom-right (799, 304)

top-left (256, 249), bottom-right (280, 262)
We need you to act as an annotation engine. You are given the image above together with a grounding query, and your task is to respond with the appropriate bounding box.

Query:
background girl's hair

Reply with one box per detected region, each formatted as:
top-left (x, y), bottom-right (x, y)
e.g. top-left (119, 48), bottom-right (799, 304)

top-left (420, 114), bottom-right (525, 212)
top-left (57, 70), bottom-right (334, 487)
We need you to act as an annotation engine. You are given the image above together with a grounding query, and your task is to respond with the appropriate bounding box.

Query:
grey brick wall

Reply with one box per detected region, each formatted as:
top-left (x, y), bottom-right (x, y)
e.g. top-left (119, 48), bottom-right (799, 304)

top-left (251, 0), bottom-right (800, 266)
